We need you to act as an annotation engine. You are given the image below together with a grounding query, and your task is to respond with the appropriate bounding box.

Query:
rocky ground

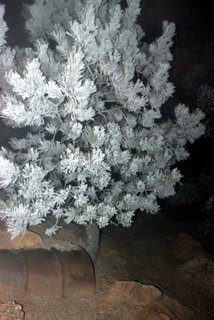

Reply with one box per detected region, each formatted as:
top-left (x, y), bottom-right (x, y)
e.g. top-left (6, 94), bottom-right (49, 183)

top-left (0, 211), bottom-right (214, 320)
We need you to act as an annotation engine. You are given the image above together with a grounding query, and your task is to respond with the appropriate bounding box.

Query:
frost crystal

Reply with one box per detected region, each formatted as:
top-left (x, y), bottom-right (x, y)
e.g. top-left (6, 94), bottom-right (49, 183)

top-left (0, 1), bottom-right (205, 238)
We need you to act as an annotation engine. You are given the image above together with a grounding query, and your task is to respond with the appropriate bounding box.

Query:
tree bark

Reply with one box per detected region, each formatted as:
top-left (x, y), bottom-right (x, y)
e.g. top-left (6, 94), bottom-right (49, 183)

top-left (84, 223), bottom-right (100, 264)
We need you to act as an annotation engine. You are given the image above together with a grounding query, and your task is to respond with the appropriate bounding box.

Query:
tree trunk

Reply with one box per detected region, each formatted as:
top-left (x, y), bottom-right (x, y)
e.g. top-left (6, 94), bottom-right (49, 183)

top-left (84, 223), bottom-right (100, 264)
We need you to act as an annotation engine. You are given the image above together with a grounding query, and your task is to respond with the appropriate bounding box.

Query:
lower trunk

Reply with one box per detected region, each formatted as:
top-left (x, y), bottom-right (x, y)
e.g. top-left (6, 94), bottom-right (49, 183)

top-left (84, 223), bottom-right (100, 264)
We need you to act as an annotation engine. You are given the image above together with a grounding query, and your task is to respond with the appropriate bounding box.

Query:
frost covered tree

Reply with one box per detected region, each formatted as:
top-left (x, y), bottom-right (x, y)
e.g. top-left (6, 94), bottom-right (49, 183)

top-left (0, 0), bottom-right (205, 240)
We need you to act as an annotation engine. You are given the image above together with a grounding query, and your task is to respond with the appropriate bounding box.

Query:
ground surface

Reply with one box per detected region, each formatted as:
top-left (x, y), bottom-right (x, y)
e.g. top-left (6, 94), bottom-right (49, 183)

top-left (0, 211), bottom-right (214, 319)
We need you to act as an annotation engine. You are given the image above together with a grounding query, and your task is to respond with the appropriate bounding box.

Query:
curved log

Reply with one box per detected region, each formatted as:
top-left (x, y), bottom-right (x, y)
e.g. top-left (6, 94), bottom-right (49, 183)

top-left (0, 248), bottom-right (95, 299)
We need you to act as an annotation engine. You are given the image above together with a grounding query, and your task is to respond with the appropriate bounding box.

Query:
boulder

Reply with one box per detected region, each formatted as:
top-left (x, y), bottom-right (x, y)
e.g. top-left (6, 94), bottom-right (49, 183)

top-left (165, 232), bottom-right (209, 262)
top-left (0, 301), bottom-right (24, 320)
top-left (11, 231), bottom-right (43, 249)
top-left (102, 281), bottom-right (196, 320)
top-left (0, 222), bottom-right (42, 250)
top-left (104, 281), bottom-right (162, 306)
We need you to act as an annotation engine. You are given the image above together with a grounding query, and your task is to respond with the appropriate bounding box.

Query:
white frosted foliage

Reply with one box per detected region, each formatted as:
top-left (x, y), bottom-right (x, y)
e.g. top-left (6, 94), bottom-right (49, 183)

top-left (0, 0), bottom-right (205, 238)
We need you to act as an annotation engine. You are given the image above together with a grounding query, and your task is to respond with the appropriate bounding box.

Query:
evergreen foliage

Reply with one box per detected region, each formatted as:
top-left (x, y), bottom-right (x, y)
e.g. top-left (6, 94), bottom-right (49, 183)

top-left (0, 1), bottom-right (205, 238)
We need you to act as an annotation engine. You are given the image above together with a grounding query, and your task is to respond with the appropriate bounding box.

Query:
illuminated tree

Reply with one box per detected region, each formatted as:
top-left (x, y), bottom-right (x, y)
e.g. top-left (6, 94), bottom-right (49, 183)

top-left (0, 1), bottom-right (205, 241)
